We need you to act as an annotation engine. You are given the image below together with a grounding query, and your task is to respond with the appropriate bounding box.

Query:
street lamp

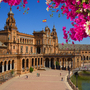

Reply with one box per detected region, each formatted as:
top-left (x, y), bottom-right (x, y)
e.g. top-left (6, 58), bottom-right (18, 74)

top-left (83, 55), bottom-right (84, 66)
top-left (73, 49), bottom-right (75, 69)
top-left (68, 67), bottom-right (70, 79)
top-left (75, 72), bottom-right (78, 88)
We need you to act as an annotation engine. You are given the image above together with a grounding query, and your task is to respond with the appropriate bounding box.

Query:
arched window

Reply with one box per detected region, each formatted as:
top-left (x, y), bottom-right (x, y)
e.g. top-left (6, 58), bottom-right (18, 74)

top-left (84, 56), bottom-right (85, 60)
top-left (23, 39), bottom-right (24, 43)
top-left (39, 40), bottom-right (40, 45)
top-left (25, 39), bottom-right (26, 43)
top-left (27, 39), bottom-right (28, 43)
top-left (20, 38), bottom-right (22, 43)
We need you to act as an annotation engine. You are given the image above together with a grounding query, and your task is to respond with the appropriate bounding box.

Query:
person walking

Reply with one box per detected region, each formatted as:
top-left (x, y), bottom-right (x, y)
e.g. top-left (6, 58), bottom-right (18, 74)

top-left (26, 75), bottom-right (28, 79)
top-left (27, 75), bottom-right (28, 79)
top-left (60, 73), bottom-right (61, 76)
top-left (61, 77), bottom-right (63, 81)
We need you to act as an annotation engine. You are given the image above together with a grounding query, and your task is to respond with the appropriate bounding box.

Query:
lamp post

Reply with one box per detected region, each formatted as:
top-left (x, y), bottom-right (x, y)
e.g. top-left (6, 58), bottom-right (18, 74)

top-left (75, 72), bottom-right (78, 88)
top-left (68, 67), bottom-right (70, 79)
top-left (83, 55), bottom-right (84, 66)
top-left (74, 49), bottom-right (75, 69)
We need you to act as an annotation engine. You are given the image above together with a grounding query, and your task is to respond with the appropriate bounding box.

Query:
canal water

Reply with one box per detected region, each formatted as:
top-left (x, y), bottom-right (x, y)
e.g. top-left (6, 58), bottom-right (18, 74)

top-left (82, 81), bottom-right (90, 90)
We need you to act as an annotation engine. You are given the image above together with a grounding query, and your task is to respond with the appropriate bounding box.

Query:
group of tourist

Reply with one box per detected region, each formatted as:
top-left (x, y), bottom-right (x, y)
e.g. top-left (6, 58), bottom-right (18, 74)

top-left (19, 72), bottom-right (63, 81)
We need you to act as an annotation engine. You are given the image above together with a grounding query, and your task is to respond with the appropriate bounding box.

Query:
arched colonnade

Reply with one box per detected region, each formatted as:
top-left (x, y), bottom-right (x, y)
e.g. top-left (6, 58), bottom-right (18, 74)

top-left (21, 57), bottom-right (43, 71)
top-left (43, 57), bottom-right (81, 70)
top-left (0, 60), bottom-right (14, 73)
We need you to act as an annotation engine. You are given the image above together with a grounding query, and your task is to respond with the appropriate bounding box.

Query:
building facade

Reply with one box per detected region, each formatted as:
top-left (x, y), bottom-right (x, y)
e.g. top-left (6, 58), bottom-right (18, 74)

top-left (0, 8), bottom-right (90, 78)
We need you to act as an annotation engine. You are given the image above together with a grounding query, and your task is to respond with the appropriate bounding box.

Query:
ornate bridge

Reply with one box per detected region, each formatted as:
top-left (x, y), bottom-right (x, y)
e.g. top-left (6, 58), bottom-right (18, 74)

top-left (72, 64), bottom-right (90, 74)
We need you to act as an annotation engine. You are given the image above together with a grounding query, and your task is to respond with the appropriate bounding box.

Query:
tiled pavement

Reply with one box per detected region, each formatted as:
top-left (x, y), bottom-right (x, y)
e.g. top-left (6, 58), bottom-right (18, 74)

top-left (0, 69), bottom-right (72, 90)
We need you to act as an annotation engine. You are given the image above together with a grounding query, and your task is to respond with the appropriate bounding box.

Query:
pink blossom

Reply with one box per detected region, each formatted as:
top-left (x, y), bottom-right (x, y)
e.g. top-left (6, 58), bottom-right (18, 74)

top-left (37, 0), bottom-right (39, 3)
top-left (66, 39), bottom-right (68, 42)
top-left (23, 4), bottom-right (25, 7)
top-left (61, 43), bottom-right (64, 45)
top-left (62, 26), bottom-right (66, 30)
top-left (17, 6), bottom-right (19, 9)
top-left (72, 41), bottom-right (74, 44)
top-left (56, 9), bottom-right (59, 12)
top-left (27, 7), bottom-right (29, 10)
top-left (23, 0), bottom-right (28, 4)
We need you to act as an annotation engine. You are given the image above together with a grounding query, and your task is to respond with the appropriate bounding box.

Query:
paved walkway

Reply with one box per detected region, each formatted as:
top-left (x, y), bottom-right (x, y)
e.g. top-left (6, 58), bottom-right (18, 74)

top-left (0, 69), bottom-right (72, 90)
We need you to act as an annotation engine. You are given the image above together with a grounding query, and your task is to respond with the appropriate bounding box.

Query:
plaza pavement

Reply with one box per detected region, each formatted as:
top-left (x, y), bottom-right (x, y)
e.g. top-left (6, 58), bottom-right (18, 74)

top-left (0, 69), bottom-right (72, 90)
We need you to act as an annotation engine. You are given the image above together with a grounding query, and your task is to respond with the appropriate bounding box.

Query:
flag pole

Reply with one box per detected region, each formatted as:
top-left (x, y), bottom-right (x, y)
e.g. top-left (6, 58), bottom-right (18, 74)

top-left (46, 19), bottom-right (47, 27)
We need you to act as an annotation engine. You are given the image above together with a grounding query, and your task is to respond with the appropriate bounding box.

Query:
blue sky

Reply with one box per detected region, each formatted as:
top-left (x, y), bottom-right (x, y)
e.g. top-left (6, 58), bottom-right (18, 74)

top-left (0, 0), bottom-right (89, 44)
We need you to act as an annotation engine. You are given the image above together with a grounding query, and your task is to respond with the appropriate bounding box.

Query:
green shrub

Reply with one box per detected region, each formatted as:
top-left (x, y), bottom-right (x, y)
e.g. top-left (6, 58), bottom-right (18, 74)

top-left (56, 61), bottom-right (59, 66)
top-left (29, 67), bottom-right (33, 73)
top-left (11, 70), bottom-right (14, 74)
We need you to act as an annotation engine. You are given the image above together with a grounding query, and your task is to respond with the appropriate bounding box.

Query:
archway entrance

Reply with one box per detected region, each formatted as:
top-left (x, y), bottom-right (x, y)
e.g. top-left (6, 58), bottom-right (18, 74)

top-left (4, 61), bottom-right (6, 71)
top-left (0, 62), bottom-right (2, 73)
top-left (22, 59), bottom-right (25, 69)
top-left (37, 47), bottom-right (40, 54)
top-left (62, 58), bottom-right (64, 70)
top-left (51, 58), bottom-right (54, 69)
top-left (45, 58), bottom-right (49, 67)
top-left (12, 60), bottom-right (14, 69)
top-left (56, 58), bottom-right (60, 70)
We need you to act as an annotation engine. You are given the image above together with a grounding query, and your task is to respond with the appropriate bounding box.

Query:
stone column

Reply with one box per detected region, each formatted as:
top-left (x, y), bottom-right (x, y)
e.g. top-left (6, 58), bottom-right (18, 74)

top-left (28, 59), bottom-right (30, 69)
top-left (66, 58), bottom-right (68, 70)
top-left (49, 58), bottom-right (51, 69)
top-left (33, 58), bottom-right (35, 69)
top-left (64, 59), bottom-right (65, 68)
top-left (55, 60), bottom-right (56, 69)
top-left (69, 60), bottom-right (71, 69)
top-left (79, 56), bottom-right (81, 67)
top-left (2, 62), bottom-right (4, 73)
top-left (61, 58), bottom-right (63, 70)
top-left (54, 58), bottom-right (56, 69)
top-left (10, 63), bottom-right (12, 70)
top-left (43, 58), bottom-right (45, 67)
top-left (30, 58), bottom-right (32, 67)
top-left (37, 58), bottom-right (38, 69)
top-left (40, 58), bottom-right (41, 68)
top-left (6, 61), bottom-right (8, 71)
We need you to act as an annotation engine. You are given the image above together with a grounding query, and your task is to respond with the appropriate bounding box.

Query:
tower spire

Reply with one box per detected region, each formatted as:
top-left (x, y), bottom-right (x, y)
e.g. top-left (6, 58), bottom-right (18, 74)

top-left (52, 25), bottom-right (56, 31)
top-left (10, 6), bottom-right (12, 11)
top-left (4, 6), bottom-right (17, 31)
